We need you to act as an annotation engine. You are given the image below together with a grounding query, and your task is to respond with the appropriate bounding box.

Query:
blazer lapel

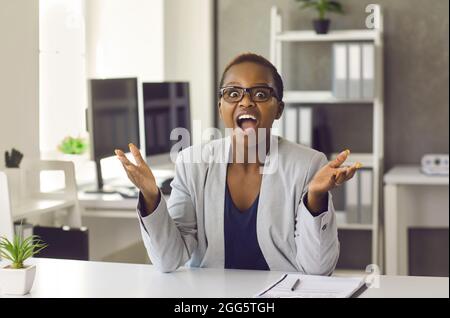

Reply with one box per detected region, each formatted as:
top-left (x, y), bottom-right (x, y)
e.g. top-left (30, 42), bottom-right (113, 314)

top-left (202, 136), bottom-right (231, 267)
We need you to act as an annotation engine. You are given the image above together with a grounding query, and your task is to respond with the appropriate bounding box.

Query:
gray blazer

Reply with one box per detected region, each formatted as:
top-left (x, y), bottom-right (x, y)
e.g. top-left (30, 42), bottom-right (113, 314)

top-left (138, 135), bottom-right (339, 274)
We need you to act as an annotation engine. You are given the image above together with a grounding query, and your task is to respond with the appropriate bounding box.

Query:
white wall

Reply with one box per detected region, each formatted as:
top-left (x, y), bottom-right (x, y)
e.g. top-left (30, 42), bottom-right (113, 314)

top-left (40, 0), bottom-right (165, 158)
top-left (0, 0), bottom-right (40, 169)
top-left (164, 0), bottom-right (215, 144)
top-left (85, 0), bottom-right (164, 81)
top-left (83, 0), bottom-right (165, 182)
top-left (39, 0), bottom-right (87, 155)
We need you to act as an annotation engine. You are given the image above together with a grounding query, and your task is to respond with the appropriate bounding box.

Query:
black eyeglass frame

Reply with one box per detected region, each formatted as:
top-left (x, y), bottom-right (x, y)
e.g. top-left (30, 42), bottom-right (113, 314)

top-left (218, 86), bottom-right (280, 103)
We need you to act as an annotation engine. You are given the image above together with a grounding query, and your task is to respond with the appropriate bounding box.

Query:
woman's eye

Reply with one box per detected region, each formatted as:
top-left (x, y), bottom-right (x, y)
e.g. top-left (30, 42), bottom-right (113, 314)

top-left (255, 91), bottom-right (267, 99)
top-left (229, 91), bottom-right (239, 98)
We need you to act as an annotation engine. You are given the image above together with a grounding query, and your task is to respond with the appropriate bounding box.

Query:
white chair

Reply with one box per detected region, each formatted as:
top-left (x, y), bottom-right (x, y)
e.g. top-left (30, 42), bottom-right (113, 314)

top-left (0, 160), bottom-right (82, 241)
top-left (0, 171), bottom-right (14, 241)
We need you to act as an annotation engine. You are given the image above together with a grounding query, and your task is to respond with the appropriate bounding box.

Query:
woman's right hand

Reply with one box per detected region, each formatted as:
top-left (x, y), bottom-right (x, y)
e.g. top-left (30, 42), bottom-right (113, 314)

top-left (115, 143), bottom-right (160, 212)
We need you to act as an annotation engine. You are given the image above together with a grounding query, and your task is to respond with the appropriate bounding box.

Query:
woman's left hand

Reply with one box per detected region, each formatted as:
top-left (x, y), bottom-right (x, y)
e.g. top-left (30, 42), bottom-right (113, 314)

top-left (309, 149), bottom-right (362, 195)
top-left (306, 150), bottom-right (362, 214)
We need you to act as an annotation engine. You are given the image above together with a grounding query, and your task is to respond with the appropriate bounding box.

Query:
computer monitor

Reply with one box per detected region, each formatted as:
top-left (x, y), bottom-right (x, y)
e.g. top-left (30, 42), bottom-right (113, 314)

top-left (142, 82), bottom-right (191, 167)
top-left (87, 77), bottom-right (140, 192)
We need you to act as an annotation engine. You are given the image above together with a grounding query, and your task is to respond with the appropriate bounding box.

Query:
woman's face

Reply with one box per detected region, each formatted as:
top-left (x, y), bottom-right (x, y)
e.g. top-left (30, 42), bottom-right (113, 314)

top-left (218, 62), bottom-right (284, 140)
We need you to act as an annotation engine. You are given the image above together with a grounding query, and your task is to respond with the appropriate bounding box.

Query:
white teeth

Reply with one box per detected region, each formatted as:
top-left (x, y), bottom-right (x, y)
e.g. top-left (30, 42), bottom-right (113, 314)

top-left (238, 114), bottom-right (256, 121)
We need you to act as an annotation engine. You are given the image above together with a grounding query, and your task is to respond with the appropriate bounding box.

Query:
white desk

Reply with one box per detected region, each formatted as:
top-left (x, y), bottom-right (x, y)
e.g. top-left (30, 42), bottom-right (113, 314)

top-left (78, 191), bottom-right (171, 262)
top-left (13, 198), bottom-right (77, 220)
top-left (79, 192), bottom-right (139, 218)
top-left (76, 192), bottom-right (142, 262)
top-left (384, 166), bottom-right (449, 276)
top-left (0, 258), bottom-right (447, 298)
top-left (78, 169), bottom-right (173, 218)
top-left (78, 191), bottom-right (171, 218)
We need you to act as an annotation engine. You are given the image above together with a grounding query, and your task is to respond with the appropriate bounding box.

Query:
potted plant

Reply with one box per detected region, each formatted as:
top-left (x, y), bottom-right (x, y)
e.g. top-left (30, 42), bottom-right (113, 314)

top-left (57, 136), bottom-right (89, 173)
top-left (0, 234), bottom-right (47, 295)
top-left (295, 0), bottom-right (344, 34)
top-left (58, 136), bottom-right (88, 155)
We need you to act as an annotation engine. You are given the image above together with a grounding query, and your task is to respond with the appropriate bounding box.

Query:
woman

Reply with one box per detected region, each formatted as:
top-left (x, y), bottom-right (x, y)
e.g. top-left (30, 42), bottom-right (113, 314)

top-left (115, 53), bottom-right (361, 274)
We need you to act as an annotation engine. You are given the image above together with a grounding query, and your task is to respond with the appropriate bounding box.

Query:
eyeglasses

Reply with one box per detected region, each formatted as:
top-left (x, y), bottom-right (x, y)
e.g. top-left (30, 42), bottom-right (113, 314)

top-left (219, 86), bottom-right (279, 103)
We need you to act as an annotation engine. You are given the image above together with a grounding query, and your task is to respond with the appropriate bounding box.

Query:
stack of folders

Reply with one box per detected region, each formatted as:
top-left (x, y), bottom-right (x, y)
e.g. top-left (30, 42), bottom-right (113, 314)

top-left (255, 274), bottom-right (366, 298)
top-left (283, 107), bottom-right (312, 147)
top-left (345, 168), bottom-right (373, 224)
top-left (332, 43), bottom-right (374, 100)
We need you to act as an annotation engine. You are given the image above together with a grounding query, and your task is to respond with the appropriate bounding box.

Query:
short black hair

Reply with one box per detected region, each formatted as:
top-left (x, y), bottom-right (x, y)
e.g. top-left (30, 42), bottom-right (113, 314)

top-left (219, 52), bottom-right (284, 101)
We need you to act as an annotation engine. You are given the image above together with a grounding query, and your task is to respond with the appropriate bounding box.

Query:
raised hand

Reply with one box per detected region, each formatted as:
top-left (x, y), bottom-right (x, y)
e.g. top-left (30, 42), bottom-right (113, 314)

top-left (307, 150), bottom-right (362, 214)
top-left (115, 143), bottom-right (160, 213)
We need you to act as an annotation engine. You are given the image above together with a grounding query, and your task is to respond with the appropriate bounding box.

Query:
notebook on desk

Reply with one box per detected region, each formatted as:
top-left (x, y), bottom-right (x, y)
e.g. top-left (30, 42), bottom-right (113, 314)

top-left (255, 274), bottom-right (366, 298)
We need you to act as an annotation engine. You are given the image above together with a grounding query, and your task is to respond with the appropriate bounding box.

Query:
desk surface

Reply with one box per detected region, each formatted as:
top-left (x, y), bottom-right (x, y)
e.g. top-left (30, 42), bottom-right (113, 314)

top-left (1, 258), bottom-right (448, 298)
top-left (78, 170), bottom-right (173, 211)
top-left (13, 198), bottom-right (77, 220)
top-left (384, 165), bottom-right (449, 185)
top-left (78, 191), bottom-right (138, 210)
top-left (79, 191), bottom-right (170, 213)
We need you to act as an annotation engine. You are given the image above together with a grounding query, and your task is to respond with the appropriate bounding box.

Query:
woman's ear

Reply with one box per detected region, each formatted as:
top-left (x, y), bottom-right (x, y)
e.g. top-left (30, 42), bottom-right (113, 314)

top-left (275, 101), bottom-right (284, 120)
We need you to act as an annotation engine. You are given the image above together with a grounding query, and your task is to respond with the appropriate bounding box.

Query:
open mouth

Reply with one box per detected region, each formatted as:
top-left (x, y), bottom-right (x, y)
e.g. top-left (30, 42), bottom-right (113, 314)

top-left (236, 114), bottom-right (258, 132)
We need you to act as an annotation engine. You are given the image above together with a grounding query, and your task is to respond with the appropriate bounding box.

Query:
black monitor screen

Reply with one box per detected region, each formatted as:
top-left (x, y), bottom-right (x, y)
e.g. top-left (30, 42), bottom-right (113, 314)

top-left (89, 78), bottom-right (140, 160)
top-left (143, 82), bottom-right (190, 156)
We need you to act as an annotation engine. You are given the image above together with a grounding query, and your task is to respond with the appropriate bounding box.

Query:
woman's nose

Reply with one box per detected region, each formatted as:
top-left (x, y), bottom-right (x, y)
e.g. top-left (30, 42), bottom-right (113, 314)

top-left (238, 92), bottom-right (255, 108)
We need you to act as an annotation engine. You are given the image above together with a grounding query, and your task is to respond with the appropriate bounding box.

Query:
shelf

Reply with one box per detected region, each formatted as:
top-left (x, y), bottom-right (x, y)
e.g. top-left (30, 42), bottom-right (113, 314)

top-left (283, 91), bottom-right (374, 104)
top-left (271, 5), bottom-right (384, 269)
top-left (335, 211), bottom-right (373, 230)
top-left (384, 165), bottom-right (449, 186)
top-left (275, 30), bottom-right (379, 42)
top-left (330, 152), bottom-right (375, 168)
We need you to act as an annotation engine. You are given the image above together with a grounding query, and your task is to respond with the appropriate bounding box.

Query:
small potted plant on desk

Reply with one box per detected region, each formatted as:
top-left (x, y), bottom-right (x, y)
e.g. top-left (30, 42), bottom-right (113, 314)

top-left (58, 135), bottom-right (88, 157)
top-left (56, 136), bottom-right (89, 173)
top-left (295, 0), bottom-right (344, 34)
top-left (0, 234), bottom-right (47, 295)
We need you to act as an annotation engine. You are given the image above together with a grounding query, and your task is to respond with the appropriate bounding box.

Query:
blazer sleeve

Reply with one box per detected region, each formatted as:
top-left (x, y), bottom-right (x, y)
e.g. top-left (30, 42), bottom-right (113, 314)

top-left (294, 152), bottom-right (340, 276)
top-left (137, 151), bottom-right (198, 273)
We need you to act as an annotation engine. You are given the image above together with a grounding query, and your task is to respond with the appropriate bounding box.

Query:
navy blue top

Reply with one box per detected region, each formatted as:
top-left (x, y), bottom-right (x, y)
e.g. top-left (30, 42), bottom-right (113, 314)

top-left (224, 183), bottom-right (269, 270)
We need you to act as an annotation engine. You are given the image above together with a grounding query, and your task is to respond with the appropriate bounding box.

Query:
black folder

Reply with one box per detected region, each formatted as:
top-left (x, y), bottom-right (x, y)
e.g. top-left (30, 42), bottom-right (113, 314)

top-left (33, 226), bottom-right (89, 261)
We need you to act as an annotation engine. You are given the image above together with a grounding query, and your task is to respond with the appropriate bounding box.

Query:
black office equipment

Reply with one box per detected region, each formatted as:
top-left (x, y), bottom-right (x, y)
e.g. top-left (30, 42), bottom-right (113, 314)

top-left (33, 226), bottom-right (89, 261)
top-left (4, 148), bottom-right (24, 168)
top-left (142, 82), bottom-right (191, 166)
top-left (142, 82), bottom-right (190, 192)
top-left (87, 78), bottom-right (140, 193)
top-left (116, 186), bottom-right (139, 198)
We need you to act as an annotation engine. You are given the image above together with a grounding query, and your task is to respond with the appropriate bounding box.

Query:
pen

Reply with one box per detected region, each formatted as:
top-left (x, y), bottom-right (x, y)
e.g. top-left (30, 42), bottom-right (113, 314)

top-left (291, 278), bottom-right (301, 291)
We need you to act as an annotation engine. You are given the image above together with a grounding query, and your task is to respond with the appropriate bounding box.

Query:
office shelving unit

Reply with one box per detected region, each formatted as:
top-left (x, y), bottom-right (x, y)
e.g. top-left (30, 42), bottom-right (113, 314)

top-left (270, 5), bottom-right (384, 269)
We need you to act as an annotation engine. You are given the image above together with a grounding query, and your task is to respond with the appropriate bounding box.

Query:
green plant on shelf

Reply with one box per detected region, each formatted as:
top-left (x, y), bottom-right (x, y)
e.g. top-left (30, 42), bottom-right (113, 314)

top-left (0, 235), bottom-right (47, 269)
top-left (296, 0), bottom-right (343, 20)
top-left (58, 136), bottom-right (88, 155)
